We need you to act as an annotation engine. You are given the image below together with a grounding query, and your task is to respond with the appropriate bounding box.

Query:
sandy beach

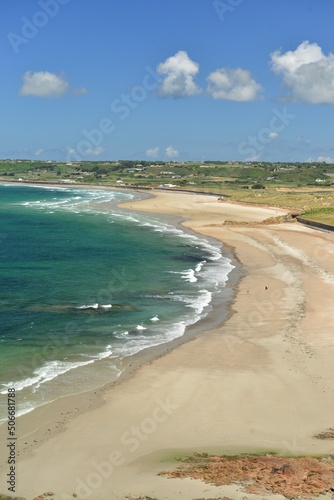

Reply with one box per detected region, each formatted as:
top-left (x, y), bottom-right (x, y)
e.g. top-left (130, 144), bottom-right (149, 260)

top-left (1, 188), bottom-right (334, 500)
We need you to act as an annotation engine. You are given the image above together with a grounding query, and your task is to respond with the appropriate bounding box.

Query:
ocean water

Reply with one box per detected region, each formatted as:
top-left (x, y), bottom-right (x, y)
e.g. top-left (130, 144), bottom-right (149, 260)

top-left (0, 184), bottom-right (234, 420)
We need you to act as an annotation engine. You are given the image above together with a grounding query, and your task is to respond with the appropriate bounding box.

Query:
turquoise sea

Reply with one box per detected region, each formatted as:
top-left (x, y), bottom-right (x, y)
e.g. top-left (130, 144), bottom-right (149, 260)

top-left (0, 184), bottom-right (234, 420)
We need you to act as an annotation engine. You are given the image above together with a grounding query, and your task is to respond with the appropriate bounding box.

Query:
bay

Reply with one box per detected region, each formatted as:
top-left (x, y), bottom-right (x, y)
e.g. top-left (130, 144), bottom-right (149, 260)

top-left (0, 184), bottom-right (234, 420)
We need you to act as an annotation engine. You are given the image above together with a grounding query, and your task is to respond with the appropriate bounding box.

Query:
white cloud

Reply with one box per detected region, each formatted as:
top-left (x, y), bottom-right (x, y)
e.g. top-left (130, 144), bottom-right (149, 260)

top-left (34, 148), bottom-right (44, 156)
top-left (165, 145), bottom-right (179, 158)
top-left (206, 68), bottom-right (263, 101)
top-left (270, 41), bottom-right (334, 104)
top-left (157, 51), bottom-right (201, 98)
top-left (246, 153), bottom-right (262, 162)
top-left (307, 156), bottom-right (334, 163)
top-left (72, 87), bottom-right (88, 96)
top-left (20, 71), bottom-right (69, 98)
top-left (268, 131), bottom-right (278, 140)
top-left (85, 146), bottom-right (105, 156)
top-left (66, 146), bottom-right (105, 157)
top-left (146, 147), bottom-right (160, 158)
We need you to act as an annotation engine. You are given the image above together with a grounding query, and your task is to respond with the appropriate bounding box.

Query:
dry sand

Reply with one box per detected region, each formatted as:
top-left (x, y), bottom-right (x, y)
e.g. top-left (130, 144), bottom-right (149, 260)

top-left (1, 189), bottom-right (334, 500)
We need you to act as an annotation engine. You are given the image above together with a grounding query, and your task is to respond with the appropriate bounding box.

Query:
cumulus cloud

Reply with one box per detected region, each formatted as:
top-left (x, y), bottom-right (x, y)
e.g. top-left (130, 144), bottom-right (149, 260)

top-left (20, 71), bottom-right (69, 97)
top-left (206, 68), bottom-right (263, 101)
top-left (165, 145), bottom-right (179, 158)
top-left (146, 147), bottom-right (160, 158)
top-left (270, 41), bottom-right (334, 104)
top-left (157, 51), bottom-right (201, 98)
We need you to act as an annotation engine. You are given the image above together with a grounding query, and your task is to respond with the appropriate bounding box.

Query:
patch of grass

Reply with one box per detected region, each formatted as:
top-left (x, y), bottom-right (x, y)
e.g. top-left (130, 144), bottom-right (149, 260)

top-left (302, 207), bottom-right (334, 225)
top-left (0, 495), bottom-right (26, 500)
top-left (218, 186), bottom-right (334, 211)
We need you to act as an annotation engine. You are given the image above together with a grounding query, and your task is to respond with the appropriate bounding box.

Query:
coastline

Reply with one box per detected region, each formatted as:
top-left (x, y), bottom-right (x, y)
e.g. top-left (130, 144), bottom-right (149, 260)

top-left (0, 185), bottom-right (240, 448)
top-left (1, 185), bottom-right (334, 499)
top-left (0, 183), bottom-right (239, 424)
top-left (0, 185), bottom-right (241, 466)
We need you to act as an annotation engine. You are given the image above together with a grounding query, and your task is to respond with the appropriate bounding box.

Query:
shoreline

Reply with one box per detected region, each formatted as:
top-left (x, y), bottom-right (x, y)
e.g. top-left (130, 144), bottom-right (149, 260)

top-left (0, 183), bottom-right (240, 426)
top-left (1, 184), bottom-right (334, 499)
top-left (0, 184), bottom-right (241, 453)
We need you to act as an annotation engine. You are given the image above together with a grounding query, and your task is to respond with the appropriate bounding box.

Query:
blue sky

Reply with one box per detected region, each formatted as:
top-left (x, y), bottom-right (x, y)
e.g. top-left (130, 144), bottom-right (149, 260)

top-left (2, 0), bottom-right (334, 162)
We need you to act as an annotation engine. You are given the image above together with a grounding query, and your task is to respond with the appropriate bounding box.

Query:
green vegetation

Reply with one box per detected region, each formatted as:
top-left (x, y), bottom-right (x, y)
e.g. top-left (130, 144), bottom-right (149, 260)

top-left (1, 159), bottom-right (334, 224)
top-left (301, 207), bottom-right (334, 225)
